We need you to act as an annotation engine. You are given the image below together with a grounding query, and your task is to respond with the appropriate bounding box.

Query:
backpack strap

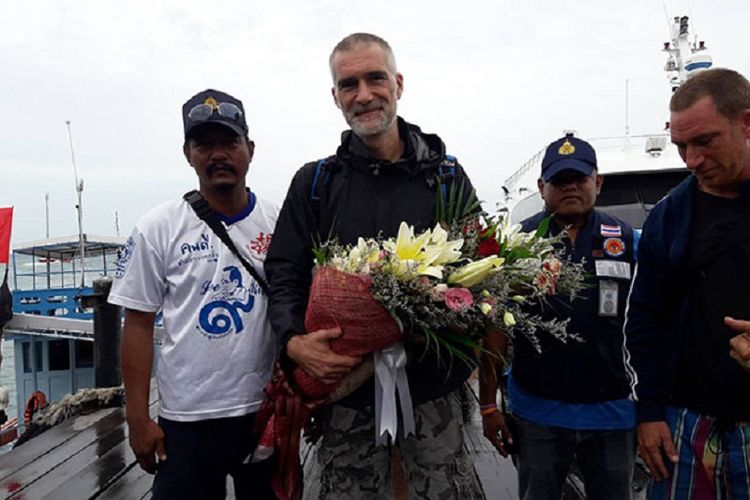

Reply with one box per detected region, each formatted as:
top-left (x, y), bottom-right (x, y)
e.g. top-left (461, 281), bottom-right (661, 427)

top-left (310, 158), bottom-right (330, 202)
top-left (183, 190), bottom-right (269, 295)
top-left (309, 156), bottom-right (338, 205)
top-left (436, 154), bottom-right (458, 204)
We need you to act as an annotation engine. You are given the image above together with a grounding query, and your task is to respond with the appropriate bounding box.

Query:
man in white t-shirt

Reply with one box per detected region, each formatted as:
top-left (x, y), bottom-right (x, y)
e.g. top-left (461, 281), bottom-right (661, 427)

top-left (109, 89), bottom-right (278, 500)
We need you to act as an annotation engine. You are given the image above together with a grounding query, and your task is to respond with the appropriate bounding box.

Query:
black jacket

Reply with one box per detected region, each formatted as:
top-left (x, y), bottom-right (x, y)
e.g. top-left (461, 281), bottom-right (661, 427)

top-left (265, 117), bottom-right (475, 409)
top-left (624, 176), bottom-right (750, 422)
top-left (512, 209), bottom-right (636, 403)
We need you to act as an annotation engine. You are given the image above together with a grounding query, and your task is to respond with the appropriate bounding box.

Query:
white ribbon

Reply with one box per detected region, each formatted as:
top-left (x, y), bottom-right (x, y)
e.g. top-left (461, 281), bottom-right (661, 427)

top-left (374, 343), bottom-right (415, 446)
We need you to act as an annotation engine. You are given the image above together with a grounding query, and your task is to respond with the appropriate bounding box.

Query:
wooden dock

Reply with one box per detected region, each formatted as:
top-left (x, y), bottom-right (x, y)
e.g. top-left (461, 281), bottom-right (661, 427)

top-left (0, 381), bottom-right (519, 500)
top-left (0, 384), bottom-right (158, 500)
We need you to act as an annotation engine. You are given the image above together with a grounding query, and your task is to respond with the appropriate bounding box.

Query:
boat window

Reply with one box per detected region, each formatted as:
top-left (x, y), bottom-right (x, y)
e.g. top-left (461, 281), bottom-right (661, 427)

top-left (22, 342), bottom-right (44, 373)
top-left (48, 339), bottom-right (71, 371)
top-left (75, 341), bottom-right (94, 368)
top-left (596, 170), bottom-right (690, 229)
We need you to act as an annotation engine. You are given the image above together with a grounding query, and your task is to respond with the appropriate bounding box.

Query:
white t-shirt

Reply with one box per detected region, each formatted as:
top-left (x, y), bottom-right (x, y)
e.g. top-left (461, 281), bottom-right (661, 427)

top-left (109, 192), bottom-right (278, 421)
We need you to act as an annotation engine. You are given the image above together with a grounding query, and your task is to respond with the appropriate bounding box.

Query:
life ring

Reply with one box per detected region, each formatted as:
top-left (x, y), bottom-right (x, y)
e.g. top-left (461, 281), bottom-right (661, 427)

top-left (23, 391), bottom-right (47, 425)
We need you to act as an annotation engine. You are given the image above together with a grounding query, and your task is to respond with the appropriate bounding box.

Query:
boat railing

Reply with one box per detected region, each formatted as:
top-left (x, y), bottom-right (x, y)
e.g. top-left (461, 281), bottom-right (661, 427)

top-left (11, 287), bottom-right (93, 320)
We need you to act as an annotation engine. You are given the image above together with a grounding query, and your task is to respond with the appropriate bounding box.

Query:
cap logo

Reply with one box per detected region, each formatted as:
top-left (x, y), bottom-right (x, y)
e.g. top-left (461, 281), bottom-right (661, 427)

top-left (203, 96), bottom-right (219, 109)
top-left (558, 140), bottom-right (575, 155)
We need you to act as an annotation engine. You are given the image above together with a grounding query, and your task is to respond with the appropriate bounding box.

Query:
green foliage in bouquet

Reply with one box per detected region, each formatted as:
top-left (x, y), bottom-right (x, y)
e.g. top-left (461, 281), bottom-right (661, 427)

top-left (435, 179), bottom-right (481, 228)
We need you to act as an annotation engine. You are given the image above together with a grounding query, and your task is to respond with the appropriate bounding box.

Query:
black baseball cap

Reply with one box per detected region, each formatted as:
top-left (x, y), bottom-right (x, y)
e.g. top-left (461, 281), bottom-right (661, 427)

top-left (182, 89), bottom-right (248, 139)
top-left (541, 133), bottom-right (597, 182)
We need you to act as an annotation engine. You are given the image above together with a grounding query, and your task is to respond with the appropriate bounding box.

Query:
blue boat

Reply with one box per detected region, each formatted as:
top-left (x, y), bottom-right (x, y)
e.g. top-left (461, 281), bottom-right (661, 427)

top-left (3, 234), bottom-right (126, 430)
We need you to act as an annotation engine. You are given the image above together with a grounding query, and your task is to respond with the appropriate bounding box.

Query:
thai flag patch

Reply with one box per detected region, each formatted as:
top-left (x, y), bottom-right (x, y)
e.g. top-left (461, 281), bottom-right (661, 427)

top-left (600, 224), bottom-right (622, 237)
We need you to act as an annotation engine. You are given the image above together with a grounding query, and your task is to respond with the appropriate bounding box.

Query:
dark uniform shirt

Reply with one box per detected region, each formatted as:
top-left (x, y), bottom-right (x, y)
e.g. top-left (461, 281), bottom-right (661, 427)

top-left (513, 209), bottom-right (636, 403)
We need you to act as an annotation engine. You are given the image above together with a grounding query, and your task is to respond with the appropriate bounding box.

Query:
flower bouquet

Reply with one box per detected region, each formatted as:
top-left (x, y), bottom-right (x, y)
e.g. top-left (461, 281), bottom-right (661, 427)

top-left (255, 211), bottom-right (584, 499)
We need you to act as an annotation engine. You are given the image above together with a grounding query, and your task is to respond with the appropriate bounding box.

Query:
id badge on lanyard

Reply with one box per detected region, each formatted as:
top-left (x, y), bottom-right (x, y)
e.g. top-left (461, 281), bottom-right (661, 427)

top-left (598, 279), bottom-right (618, 317)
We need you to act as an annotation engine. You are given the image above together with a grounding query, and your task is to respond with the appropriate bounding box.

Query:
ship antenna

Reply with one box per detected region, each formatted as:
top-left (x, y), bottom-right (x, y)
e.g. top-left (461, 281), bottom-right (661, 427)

top-left (65, 120), bottom-right (86, 288)
top-left (624, 78), bottom-right (631, 150)
top-left (44, 193), bottom-right (50, 239)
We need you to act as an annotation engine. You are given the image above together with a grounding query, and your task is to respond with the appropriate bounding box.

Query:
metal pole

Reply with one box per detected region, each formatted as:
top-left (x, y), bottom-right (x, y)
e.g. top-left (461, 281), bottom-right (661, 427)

top-left (30, 337), bottom-right (38, 394)
top-left (44, 193), bottom-right (49, 239)
top-left (45, 193), bottom-right (51, 288)
top-left (625, 79), bottom-right (630, 137)
top-left (65, 121), bottom-right (86, 288)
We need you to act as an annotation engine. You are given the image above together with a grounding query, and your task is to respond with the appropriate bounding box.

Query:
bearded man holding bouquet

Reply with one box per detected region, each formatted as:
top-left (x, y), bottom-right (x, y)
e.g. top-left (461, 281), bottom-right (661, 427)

top-left (265, 33), bottom-right (483, 499)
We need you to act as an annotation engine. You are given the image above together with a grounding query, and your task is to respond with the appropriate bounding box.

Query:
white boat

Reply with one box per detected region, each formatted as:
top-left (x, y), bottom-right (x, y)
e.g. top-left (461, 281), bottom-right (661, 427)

top-left (501, 15), bottom-right (711, 228)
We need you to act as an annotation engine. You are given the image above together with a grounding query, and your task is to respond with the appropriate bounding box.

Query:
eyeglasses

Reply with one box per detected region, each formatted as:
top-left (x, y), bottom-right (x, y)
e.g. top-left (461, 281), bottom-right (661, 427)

top-left (548, 173), bottom-right (594, 187)
top-left (187, 102), bottom-right (243, 123)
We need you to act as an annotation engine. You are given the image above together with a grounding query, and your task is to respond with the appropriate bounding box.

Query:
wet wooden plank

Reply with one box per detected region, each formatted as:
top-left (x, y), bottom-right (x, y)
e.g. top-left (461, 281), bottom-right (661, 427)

top-left (0, 408), bottom-right (120, 485)
top-left (5, 398), bottom-right (154, 499)
top-left (0, 381), bottom-right (157, 487)
top-left (0, 380), bottom-right (158, 499)
top-left (33, 429), bottom-right (135, 499)
top-left (93, 461), bottom-right (151, 500)
top-left (7, 401), bottom-right (160, 499)
top-left (7, 418), bottom-right (129, 499)
top-left (0, 408), bottom-right (125, 497)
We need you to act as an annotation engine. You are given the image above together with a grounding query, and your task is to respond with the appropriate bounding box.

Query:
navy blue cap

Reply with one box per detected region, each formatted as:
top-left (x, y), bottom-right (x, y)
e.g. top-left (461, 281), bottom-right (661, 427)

top-left (182, 89), bottom-right (248, 139)
top-left (541, 134), bottom-right (597, 182)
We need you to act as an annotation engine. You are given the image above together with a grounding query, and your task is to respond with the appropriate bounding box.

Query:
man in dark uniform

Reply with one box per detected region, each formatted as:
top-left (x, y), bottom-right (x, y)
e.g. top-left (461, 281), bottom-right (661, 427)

top-left (481, 134), bottom-right (637, 500)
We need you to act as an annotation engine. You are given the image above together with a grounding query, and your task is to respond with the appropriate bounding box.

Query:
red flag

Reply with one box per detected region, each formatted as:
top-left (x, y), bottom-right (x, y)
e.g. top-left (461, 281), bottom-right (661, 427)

top-left (0, 207), bottom-right (13, 264)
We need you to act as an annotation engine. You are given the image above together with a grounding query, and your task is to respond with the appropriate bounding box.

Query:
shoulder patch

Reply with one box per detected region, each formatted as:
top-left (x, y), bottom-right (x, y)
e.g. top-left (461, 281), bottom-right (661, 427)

top-left (603, 237), bottom-right (626, 257)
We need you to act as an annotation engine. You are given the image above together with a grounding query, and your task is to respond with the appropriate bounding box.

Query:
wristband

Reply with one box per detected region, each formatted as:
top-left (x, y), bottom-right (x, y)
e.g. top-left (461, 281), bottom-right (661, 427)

top-left (480, 406), bottom-right (500, 417)
top-left (479, 403), bottom-right (497, 410)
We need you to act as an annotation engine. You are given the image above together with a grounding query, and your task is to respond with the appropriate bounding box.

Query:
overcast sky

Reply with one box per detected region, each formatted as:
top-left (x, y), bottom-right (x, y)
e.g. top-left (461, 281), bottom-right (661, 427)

top-left (2, 0), bottom-right (749, 245)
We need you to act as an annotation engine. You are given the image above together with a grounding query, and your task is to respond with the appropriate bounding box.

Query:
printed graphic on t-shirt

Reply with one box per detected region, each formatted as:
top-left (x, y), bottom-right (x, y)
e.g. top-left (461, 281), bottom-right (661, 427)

top-left (197, 265), bottom-right (258, 338)
top-left (178, 233), bottom-right (219, 266)
top-left (249, 232), bottom-right (273, 256)
top-left (115, 236), bottom-right (135, 278)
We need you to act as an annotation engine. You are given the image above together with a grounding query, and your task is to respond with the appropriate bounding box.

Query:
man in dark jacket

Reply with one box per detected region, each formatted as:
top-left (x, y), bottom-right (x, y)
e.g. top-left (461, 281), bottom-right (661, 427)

top-left (265, 33), bottom-right (482, 499)
top-left (623, 68), bottom-right (750, 499)
top-left (480, 134), bottom-right (637, 500)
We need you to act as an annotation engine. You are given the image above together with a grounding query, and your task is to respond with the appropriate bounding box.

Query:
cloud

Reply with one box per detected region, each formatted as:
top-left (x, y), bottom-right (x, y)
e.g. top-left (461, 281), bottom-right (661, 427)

top-left (2, 0), bottom-right (748, 242)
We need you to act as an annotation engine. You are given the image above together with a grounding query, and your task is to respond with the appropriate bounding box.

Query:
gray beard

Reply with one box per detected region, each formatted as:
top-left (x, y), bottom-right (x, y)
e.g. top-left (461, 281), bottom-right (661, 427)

top-left (347, 109), bottom-right (396, 138)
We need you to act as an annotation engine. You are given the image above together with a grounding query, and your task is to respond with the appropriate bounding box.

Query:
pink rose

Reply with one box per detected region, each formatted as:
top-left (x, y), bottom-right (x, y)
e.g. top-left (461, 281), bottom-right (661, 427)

top-left (534, 257), bottom-right (562, 295)
top-left (444, 287), bottom-right (474, 312)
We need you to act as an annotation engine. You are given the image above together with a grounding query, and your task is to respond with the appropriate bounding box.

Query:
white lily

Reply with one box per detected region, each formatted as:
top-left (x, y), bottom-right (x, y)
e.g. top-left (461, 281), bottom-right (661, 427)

top-left (500, 219), bottom-right (529, 249)
top-left (448, 256), bottom-right (504, 288)
top-left (383, 222), bottom-right (463, 280)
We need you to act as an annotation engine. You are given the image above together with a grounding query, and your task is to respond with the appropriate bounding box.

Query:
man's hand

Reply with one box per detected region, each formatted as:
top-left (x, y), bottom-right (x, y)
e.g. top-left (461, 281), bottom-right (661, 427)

top-left (726, 317), bottom-right (750, 371)
top-left (287, 328), bottom-right (362, 384)
top-left (637, 421), bottom-right (678, 480)
top-left (128, 417), bottom-right (166, 474)
top-left (482, 410), bottom-right (513, 457)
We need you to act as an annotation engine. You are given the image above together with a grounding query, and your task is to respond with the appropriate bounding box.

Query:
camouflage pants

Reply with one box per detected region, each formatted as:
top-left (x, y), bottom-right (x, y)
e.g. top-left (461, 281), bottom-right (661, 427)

top-left (314, 389), bottom-right (483, 500)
